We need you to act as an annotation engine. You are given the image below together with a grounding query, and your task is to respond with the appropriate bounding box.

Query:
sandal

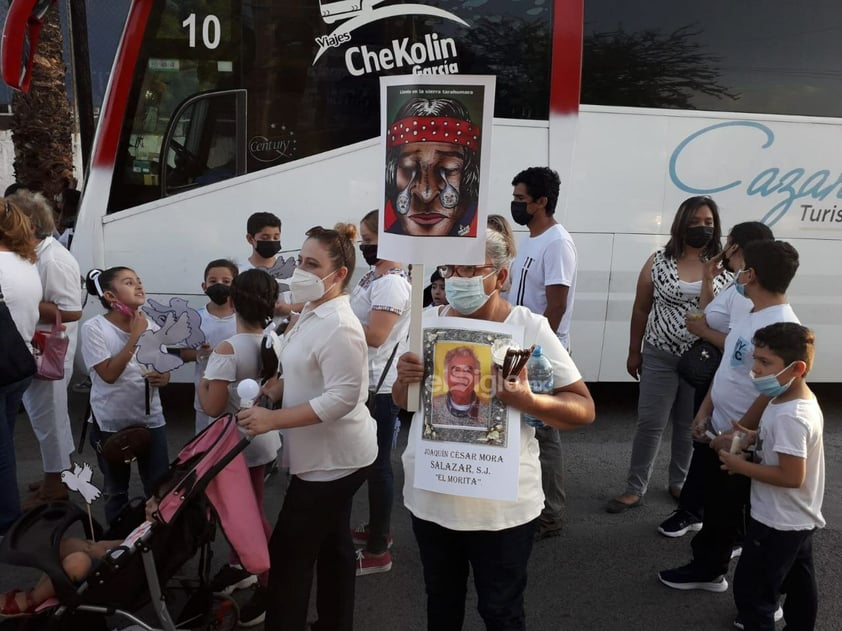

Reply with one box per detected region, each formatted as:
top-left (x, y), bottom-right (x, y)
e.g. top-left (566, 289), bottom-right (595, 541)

top-left (0, 590), bottom-right (37, 617)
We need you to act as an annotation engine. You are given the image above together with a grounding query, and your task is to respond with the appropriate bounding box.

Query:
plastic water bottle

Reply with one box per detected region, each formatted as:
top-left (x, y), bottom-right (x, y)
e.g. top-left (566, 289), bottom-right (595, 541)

top-left (522, 346), bottom-right (554, 428)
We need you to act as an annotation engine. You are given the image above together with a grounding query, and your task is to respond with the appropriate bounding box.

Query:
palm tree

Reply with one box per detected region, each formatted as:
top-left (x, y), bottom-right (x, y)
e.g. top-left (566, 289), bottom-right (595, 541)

top-left (10, 2), bottom-right (75, 200)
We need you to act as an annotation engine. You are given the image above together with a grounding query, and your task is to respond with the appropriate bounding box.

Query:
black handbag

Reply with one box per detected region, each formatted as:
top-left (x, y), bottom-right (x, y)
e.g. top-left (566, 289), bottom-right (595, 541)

top-left (100, 425), bottom-right (153, 465)
top-left (0, 282), bottom-right (37, 386)
top-left (677, 340), bottom-right (723, 390)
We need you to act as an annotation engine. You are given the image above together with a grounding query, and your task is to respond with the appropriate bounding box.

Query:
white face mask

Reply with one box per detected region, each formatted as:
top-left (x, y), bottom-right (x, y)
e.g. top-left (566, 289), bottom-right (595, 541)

top-left (289, 267), bottom-right (337, 303)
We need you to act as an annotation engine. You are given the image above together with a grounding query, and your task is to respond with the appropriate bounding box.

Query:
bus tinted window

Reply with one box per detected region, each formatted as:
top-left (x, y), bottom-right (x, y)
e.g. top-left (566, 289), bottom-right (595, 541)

top-left (107, 1), bottom-right (552, 214)
top-left (582, 0), bottom-right (842, 117)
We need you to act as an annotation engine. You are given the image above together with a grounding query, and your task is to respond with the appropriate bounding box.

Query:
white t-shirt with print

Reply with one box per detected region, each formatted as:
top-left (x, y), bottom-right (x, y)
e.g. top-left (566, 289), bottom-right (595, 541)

top-left (402, 305), bottom-right (582, 531)
top-left (81, 314), bottom-right (165, 432)
top-left (704, 282), bottom-right (752, 334)
top-left (710, 303), bottom-right (799, 434)
top-left (349, 269), bottom-right (411, 394)
top-left (192, 306), bottom-right (237, 430)
top-left (752, 396), bottom-right (825, 531)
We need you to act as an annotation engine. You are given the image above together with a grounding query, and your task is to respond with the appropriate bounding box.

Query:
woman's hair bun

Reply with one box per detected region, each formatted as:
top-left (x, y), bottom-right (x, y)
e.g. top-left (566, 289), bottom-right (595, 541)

top-left (334, 222), bottom-right (358, 243)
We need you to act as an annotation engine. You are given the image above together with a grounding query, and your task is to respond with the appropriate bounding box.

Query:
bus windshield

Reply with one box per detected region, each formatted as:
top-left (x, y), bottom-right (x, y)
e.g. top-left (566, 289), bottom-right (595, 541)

top-left (106, 0), bottom-right (555, 214)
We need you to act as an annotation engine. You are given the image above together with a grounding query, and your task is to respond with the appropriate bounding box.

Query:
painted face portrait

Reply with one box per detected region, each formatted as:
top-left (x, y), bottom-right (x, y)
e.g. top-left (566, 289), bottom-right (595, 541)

top-left (385, 97), bottom-right (481, 237)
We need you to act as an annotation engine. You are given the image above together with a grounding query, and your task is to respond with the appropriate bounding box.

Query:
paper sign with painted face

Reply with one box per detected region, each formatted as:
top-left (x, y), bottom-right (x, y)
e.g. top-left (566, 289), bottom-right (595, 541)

top-left (379, 74), bottom-right (495, 265)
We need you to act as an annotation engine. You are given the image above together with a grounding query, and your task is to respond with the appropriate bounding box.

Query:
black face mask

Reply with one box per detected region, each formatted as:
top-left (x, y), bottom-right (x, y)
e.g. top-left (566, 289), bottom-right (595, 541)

top-left (254, 240), bottom-right (281, 259)
top-left (360, 243), bottom-right (379, 266)
top-left (205, 283), bottom-right (231, 305)
top-left (511, 201), bottom-right (532, 226)
top-left (685, 226), bottom-right (714, 249)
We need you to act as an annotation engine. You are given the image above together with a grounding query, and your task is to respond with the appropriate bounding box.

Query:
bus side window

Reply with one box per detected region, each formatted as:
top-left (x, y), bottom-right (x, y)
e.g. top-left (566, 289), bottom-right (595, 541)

top-left (160, 90), bottom-right (246, 197)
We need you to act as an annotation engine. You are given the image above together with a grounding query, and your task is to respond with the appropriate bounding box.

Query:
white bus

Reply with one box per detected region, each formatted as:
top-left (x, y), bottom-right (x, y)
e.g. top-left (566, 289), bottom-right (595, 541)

top-left (9, 0), bottom-right (839, 380)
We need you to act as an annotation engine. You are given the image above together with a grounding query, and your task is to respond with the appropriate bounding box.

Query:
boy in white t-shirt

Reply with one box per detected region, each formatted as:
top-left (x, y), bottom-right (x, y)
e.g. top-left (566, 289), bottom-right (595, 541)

top-left (180, 259), bottom-right (237, 432)
top-left (238, 211), bottom-right (300, 321)
top-left (719, 323), bottom-right (824, 631)
top-left (660, 240), bottom-right (801, 593)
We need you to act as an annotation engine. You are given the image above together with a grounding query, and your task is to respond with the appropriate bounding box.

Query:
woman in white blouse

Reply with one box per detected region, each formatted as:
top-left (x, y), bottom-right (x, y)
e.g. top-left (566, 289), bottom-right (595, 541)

top-left (0, 198), bottom-right (42, 535)
top-left (393, 230), bottom-right (595, 630)
top-left (238, 224), bottom-right (377, 631)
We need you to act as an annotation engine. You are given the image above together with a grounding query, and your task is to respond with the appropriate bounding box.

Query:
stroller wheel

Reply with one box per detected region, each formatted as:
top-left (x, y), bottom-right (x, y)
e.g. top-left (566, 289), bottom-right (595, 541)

top-left (207, 594), bottom-right (238, 631)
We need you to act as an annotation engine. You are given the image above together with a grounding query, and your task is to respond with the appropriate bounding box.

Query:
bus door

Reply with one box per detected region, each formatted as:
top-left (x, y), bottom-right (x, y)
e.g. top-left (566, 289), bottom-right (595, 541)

top-left (160, 89), bottom-right (247, 197)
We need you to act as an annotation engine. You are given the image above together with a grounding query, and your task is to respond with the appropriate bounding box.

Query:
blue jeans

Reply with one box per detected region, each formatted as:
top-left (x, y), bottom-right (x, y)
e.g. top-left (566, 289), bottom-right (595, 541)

top-left (411, 515), bottom-right (537, 631)
top-left (365, 393), bottom-right (399, 553)
top-left (89, 423), bottom-right (169, 525)
top-left (0, 376), bottom-right (33, 534)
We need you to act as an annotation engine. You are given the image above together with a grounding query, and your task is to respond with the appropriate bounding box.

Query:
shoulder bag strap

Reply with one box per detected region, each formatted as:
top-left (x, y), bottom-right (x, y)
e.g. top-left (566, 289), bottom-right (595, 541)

top-left (373, 342), bottom-right (400, 395)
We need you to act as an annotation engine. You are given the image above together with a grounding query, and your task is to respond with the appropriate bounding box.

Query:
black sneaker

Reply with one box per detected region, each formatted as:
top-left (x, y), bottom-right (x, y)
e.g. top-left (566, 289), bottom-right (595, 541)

top-left (238, 586), bottom-right (267, 627)
top-left (657, 510), bottom-right (703, 538)
top-left (210, 564), bottom-right (257, 595)
top-left (658, 563), bottom-right (728, 592)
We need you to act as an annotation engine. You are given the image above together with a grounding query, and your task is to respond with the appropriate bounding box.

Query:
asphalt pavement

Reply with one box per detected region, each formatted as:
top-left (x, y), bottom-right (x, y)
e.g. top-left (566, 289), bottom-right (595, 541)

top-left (2, 382), bottom-right (840, 631)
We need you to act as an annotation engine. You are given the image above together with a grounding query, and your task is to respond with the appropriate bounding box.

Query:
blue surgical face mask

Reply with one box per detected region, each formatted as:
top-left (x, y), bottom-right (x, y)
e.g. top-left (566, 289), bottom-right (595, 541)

top-left (734, 268), bottom-right (748, 297)
top-left (445, 271), bottom-right (496, 314)
top-left (750, 362), bottom-right (796, 397)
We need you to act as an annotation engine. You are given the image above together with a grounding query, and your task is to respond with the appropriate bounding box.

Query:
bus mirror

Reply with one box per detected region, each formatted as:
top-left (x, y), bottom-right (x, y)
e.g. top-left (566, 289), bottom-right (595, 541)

top-left (0, 0), bottom-right (57, 93)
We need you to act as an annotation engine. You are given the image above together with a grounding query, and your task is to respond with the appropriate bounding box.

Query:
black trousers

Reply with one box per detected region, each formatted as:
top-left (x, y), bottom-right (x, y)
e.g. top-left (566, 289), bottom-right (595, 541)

top-left (734, 518), bottom-right (817, 631)
top-left (689, 444), bottom-right (749, 576)
top-left (411, 515), bottom-right (536, 631)
top-left (265, 468), bottom-right (367, 631)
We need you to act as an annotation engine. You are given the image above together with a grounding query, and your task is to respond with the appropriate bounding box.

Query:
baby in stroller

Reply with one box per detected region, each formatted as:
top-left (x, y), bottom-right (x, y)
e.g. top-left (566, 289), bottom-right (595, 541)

top-left (0, 497), bottom-right (158, 617)
top-left (0, 414), bottom-right (269, 631)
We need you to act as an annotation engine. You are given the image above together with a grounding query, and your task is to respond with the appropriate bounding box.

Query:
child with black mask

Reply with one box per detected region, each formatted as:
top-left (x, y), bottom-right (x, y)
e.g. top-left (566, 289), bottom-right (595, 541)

top-left (239, 211), bottom-right (300, 321)
top-left (181, 259), bottom-right (237, 433)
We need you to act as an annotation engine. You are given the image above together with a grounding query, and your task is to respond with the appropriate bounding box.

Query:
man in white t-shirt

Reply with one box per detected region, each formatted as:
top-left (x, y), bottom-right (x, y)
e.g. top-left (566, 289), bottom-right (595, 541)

top-left (506, 166), bottom-right (578, 540)
top-left (660, 240), bottom-right (802, 593)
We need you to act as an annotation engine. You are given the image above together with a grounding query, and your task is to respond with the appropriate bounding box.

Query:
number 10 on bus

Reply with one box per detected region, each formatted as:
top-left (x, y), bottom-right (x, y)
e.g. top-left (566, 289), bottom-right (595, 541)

top-left (181, 14), bottom-right (221, 50)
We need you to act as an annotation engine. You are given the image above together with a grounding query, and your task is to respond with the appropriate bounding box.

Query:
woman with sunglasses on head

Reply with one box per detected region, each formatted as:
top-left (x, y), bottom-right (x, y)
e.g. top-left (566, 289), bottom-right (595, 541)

top-left (393, 230), bottom-right (595, 631)
top-left (237, 224), bottom-right (377, 631)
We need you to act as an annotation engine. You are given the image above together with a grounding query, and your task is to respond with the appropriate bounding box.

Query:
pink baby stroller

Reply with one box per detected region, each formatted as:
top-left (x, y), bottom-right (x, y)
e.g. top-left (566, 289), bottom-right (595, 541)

top-left (0, 414), bottom-right (270, 631)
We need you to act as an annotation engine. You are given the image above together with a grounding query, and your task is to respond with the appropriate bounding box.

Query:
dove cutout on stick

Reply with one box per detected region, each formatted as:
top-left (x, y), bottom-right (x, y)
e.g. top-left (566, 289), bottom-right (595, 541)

top-left (61, 462), bottom-right (102, 505)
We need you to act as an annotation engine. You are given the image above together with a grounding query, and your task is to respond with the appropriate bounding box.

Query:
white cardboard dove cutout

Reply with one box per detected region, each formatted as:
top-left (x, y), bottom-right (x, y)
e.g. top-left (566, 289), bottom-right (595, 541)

top-left (61, 462), bottom-right (102, 505)
top-left (136, 311), bottom-right (192, 373)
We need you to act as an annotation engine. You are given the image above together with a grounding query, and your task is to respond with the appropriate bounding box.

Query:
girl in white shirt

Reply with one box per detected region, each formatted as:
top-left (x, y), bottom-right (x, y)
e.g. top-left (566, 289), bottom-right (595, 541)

top-left (197, 268), bottom-right (281, 624)
top-left (80, 267), bottom-right (170, 526)
top-left (238, 224), bottom-right (377, 631)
